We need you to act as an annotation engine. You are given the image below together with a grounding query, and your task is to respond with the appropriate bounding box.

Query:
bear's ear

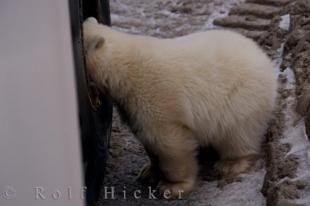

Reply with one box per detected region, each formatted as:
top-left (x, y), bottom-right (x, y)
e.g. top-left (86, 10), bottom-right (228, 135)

top-left (88, 36), bottom-right (105, 51)
top-left (84, 17), bottom-right (98, 25)
top-left (94, 36), bottom-right (105, 49)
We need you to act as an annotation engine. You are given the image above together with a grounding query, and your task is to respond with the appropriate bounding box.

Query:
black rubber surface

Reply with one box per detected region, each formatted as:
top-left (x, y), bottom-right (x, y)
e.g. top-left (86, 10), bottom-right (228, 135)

top-left (69, 0), bottom-right (113, 205)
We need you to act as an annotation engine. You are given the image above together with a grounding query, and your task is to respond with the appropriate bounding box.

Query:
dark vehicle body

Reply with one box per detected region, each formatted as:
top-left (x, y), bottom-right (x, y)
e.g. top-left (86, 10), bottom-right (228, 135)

top-left (70, 0), bottom-right (113, 204)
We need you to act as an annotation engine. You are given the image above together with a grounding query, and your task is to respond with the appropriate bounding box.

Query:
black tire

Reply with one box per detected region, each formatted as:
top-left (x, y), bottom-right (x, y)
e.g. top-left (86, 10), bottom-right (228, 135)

top-left (69, 0), bottom-right (113, 205)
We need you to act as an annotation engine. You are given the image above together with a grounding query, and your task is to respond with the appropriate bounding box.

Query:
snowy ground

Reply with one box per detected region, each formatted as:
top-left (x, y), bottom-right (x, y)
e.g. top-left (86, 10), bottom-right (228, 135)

top-left (109, 0), bottom-right (244, 37)
top-left (97, 0), bottom-right (310, 205)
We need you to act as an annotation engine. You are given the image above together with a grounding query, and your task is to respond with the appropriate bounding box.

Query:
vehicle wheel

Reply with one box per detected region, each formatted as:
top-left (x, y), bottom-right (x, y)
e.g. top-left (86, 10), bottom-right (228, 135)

top-left (69, 0), bottom-right (113, 205)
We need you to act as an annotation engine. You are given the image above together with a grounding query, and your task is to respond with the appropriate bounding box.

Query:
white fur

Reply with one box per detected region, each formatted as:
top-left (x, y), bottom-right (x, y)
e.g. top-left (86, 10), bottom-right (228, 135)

top-left (83, 17), bottom-right (277, 196)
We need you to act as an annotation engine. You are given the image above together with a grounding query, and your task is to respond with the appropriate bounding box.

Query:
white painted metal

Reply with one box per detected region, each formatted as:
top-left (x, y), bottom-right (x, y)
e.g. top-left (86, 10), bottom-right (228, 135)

top-left (0, 0), bottom-right (84, 205)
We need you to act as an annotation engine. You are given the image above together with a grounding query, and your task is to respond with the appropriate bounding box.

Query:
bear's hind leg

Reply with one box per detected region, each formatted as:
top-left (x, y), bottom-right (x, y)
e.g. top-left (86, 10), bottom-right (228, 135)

top-left (214, 155), bottom-right (260, 178)
top-left (138, 147), bottom-right (162, 186)
top-left (213, 129), bottom-right (262, 178)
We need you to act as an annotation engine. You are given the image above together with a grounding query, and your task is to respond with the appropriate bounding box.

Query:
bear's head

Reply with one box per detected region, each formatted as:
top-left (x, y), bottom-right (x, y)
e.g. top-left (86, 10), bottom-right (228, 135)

top-left (83, 17), bottom-right (105, 53)
top-left (82, 17), bottom-right (132, 96)
top-left (82, 17), bottom-right (108, 85)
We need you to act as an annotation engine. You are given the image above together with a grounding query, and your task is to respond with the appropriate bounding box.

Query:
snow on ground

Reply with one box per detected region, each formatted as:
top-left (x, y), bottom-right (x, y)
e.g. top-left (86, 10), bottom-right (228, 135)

top-left (279, 14), bottom-right (290, 31)
top-left (189, 169), bottom-right (266, 206)
top-left (269, 14), bottom-right (310, 205)
top-left (267, 27), bottom-right (310, 205)
top-left (279, 66), bottom-right (310, 204)
top-left (110, 0), bottom-right (245, 37)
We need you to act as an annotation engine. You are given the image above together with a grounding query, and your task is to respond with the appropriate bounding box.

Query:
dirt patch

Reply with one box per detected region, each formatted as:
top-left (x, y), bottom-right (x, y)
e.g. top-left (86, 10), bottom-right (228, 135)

top-left (283, 1), bottom-right (310, 136)
top-left (283, 0), bottom-right (310, 92)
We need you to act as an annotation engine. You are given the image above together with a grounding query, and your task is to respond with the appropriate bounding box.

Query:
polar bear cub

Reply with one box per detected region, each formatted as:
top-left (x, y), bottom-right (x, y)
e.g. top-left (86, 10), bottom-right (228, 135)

top-left (83, 17), bottom-right (277, 198)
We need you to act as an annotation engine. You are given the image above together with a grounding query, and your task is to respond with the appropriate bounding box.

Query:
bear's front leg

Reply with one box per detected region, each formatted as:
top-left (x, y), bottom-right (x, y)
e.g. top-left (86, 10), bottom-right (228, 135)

top-left (137, 147), bottom-right (162, 186)
top-left (154, 126), bottom-right (199, 199)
